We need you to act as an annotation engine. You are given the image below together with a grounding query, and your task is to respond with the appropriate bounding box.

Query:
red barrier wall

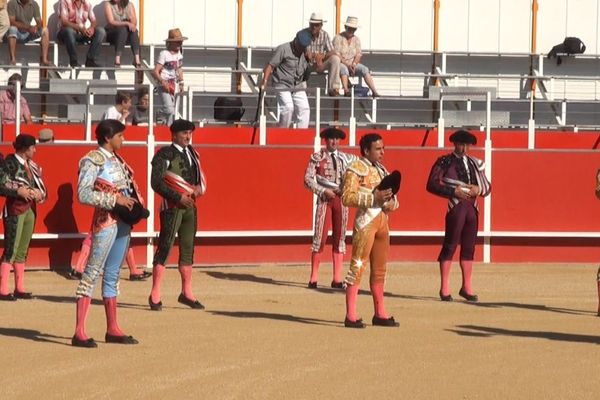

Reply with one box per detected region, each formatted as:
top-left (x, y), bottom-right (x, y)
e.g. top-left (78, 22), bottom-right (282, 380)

top-left (3, 125), bottom-right (600, 268)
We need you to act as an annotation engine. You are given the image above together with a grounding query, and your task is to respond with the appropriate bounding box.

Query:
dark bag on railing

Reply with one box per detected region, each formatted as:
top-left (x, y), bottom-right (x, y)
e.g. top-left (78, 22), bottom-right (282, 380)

top-left (563, 37), bottom-right (586, 54)
top-left (214, 97), bottom-right (245, 121)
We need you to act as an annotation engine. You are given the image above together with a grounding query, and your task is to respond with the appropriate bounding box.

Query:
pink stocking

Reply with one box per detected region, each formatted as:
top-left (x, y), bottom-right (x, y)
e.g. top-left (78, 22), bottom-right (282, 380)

top-left (459, 260), bottom-right (474, 295)
top-left (178, 265), bottom-right (195, 300)
top-left (125, 248), bottom-right (142, 275)
top-left (74, 235), bottom-right (92, 273)
top-left (150, 264), bottom-right (166, 303)
top-left (345, 283), bottom-right (360, 321)
top-left (309, 252), bottom-right (321, 283)
top-left (74, 296), bottom-right (92, 341)
top-left (0, 262), bottom-right (13, 295)
top-left (104, 297), bottom-right (124, 336)
top-left (13, 262), bottom-right (26, 293)
top-left (332, 252), bottom-right (343, 283)
top-left (439, 260), bottom-right (452, 296)
top-left (370, 282), bottom-right (388, 319)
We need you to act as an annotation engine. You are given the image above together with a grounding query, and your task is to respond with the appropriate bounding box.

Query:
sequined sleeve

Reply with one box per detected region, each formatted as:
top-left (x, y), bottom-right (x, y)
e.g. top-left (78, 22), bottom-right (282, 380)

top-left (77, 158), bottom-right (116, 210)
top-left (0, 157), bottom-right (19, 198)
top-left (426, 156), bottom-right (455, 198)
top-left (303, 156), bottom-right (326, 197)
top-left (342, 168), bottom-right (373, 209)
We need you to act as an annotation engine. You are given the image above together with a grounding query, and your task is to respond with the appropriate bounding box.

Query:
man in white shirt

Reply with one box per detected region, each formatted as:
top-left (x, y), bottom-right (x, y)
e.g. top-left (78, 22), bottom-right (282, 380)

top-left (102, 91), bottom-right (132, 124)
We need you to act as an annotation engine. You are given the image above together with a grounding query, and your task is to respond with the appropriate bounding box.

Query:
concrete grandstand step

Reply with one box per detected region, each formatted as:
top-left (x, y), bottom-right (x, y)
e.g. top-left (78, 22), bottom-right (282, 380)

top-left (46, 78), bottom-right (118, 95)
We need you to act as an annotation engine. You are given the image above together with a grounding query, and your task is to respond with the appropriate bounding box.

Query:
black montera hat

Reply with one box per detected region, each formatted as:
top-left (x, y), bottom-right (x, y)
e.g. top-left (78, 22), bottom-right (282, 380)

top-left (13, 134), bottom-right (36, 151)
top-left (377, 170), bottom-right (401, 195)
top-left (113, 202), bottom-right (150, 227)
top-left (320, 127), bottom-right (346, 139)
top-left (449, 130), bottom-right (477, 145)
top-left (170, 119), bottom-right (196, 134)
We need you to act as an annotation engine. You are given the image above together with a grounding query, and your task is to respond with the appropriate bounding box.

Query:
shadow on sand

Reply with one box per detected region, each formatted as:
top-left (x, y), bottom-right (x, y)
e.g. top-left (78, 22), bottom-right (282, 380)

top-left (447, 324), bottom-right (600, 345)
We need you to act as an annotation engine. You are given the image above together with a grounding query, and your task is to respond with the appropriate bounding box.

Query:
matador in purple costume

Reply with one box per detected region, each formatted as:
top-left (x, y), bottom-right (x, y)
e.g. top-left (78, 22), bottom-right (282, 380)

top-left (304, 127), bottom-right (356, 289)
top-left (426, 130), bottom-right (491, 302)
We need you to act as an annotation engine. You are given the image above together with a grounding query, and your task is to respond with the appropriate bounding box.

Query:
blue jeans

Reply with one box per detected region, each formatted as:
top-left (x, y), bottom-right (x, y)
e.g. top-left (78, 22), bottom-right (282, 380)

top-left (57, 26), bottom-right (106, 65)
top-left (5, 26), bottom-right (41, 42)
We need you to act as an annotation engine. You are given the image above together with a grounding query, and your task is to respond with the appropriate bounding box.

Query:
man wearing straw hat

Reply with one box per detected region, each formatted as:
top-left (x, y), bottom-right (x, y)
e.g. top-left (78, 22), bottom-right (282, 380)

top-left (301, 12), bottom-right (342, 97)
top-left (153, 28), bottom-right (187, 126)
top-left (260, 30), bottom-right (312, 128)
top-left (333, 16), bottom-right (380, 97)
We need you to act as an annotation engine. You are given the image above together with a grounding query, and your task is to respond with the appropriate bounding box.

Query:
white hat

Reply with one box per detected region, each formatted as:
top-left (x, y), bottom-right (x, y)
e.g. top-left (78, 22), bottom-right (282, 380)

top-left (309, 12), bottom-right (326, 24)
top-left (344, 16), bottom-right (359, 29)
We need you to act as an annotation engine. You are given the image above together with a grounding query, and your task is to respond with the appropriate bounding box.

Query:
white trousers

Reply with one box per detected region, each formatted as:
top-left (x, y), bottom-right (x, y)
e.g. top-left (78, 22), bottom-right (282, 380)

top-left (276, 90), bottom-right (310, 128)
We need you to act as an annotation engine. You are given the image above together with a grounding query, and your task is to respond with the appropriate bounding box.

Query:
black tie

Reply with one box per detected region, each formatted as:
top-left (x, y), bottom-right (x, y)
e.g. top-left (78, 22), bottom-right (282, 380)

top-left (330, 153), bottom-right (337, 173)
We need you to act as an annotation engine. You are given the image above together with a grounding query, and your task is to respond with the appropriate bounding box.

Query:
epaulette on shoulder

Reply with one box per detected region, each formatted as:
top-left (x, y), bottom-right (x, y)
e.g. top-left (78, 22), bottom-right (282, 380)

top-left (310, 151), bottom-right (326, 162)
top-left (84, 150), bottom-right (106, 166)
top-left (347, 159), bottom-right (369, 176)
top-left (157, 146), bottom-right (176, 160)
top-left (438, 154), bottom-right (453, 168)
top-left (3, 155), bottom-right (19, 173)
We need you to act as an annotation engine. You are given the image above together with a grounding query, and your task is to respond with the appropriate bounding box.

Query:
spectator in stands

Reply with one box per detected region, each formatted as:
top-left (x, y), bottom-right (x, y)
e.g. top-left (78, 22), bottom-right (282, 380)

top-left (104, 0), bottom-right (141, 68)
top-left (0, 73), bottom-right (32, 124)
top-left (131, 86), bottom-right (149, 126)
top-left (102, 91), bottom-right (132, 124)
top-left (5, 0), bottom-right (51, 66)
top-left (301, 12), bottom-right (341, 97)
top-left (333, 17), bottom-right (380, 98)
top-left (260, 30), bottom-right (312, 128)
top-left (0, 0), bottom-right (9, 41)
top-left (153, 28), bottom-right (186, 126)
top-left (57, 0), bottom-right (106, 68)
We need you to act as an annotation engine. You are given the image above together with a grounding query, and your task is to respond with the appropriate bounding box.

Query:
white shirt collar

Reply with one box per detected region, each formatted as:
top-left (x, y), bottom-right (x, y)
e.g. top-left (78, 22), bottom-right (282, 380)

top-left (173, 143), bottom-right (186, 153)
top-left (98, 146), bottom-right (114, 159)
top-left (14, 153), bottom-right (26, 165)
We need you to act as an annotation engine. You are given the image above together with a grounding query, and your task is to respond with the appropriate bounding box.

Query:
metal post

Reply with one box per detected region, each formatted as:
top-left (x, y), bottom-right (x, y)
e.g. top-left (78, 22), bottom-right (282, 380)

top-left (188, 88), bottom-right (194, 122)
top-left (85, 85), bottom-right (93, 142)
top-left (15, 81), bottom-right (21, 136)
top-left (259, 89), bottom-right (266, 145)
top-left (561, 100), bottom-right (566, 126)
top-left (349, 86), bottom-right (356, 147)
top-left (148, 82), bottom-right (154, 136)
top-left (315, 88), bottom-right (321, 136)
top-left (145, 117), bottom-right (155, 269)
top-left (437, 95), bottom-right (445, 147)
top-left (483, 91), bottom-right (492, 263)
top-left (247, 46), bottom-right (253, 69)
top-left (371, 97), bottom-right (377, 123)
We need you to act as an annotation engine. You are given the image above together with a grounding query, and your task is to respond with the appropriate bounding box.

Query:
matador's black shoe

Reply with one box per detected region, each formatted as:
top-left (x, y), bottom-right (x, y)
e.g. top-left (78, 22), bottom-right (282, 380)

top-left (439, 291), bottom-right (453, 302)
top-left (68, 269), bottom-right (83, 280)
top-left (14, 291), bottom-right (33, 299)
top-left (459, 288), bottom-right (479, 302)
top-left (148, 296), bottom-right (162, 311)
top-left (331, 281), bottom-right (344, 289)
top-left (372, 315), bottom-right (400, 327)
top-left (177, 293), bottom-right (205, 309)
top-left (308, 281), bottom-right (317, 289)
top-left (105, 333), bottom-right (139, 344)
top-left (130, 271), bottom-right (152, 281)
top-left (71, 335), bottom-right (97, 348)
top-left (0, 293), bottom-right (16, 301)
top-left (344, 318), bottom-right (366, 329)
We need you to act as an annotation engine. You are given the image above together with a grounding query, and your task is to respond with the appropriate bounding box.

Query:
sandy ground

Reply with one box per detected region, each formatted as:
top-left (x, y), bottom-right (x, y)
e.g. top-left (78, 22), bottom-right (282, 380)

top-left (0, 262), bottom-right (599, 400)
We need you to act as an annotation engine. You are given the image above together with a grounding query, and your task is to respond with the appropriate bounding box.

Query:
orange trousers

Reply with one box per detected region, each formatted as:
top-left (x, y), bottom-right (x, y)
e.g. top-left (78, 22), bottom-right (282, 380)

top-left (344, 213), bottom-right (389, 286)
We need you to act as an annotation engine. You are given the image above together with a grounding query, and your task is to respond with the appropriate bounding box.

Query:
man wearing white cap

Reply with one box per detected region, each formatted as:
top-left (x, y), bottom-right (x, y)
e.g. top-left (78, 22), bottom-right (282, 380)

top-left (301, 12), bottom-right (341, 96)
top-left (261, 30), bottom-right (312, 128)
top-left (333, 17), bottom-right (380, 97)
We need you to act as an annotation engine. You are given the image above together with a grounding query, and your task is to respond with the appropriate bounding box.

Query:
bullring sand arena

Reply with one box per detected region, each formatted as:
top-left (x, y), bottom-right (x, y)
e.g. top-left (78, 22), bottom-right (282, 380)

top-left (1, 262), bottom-right (599, 399)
